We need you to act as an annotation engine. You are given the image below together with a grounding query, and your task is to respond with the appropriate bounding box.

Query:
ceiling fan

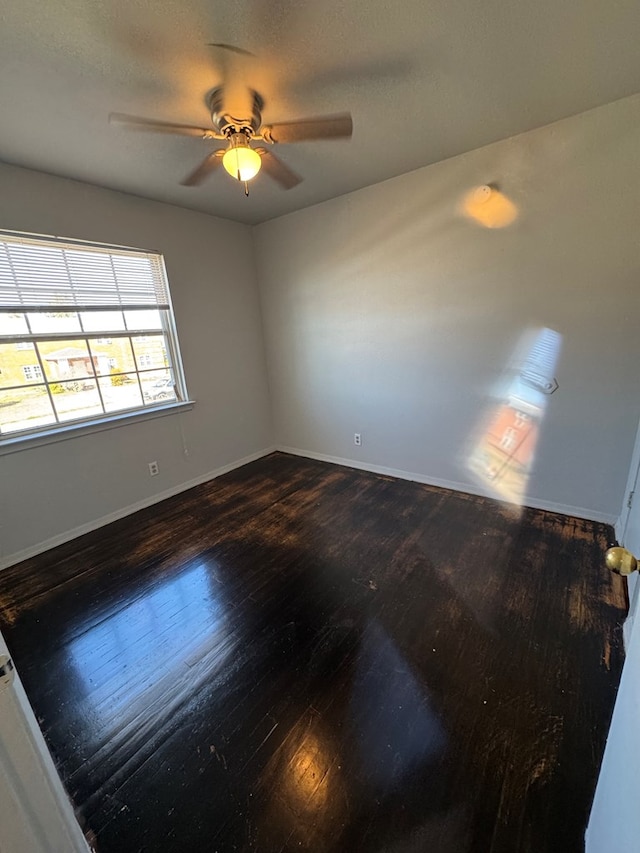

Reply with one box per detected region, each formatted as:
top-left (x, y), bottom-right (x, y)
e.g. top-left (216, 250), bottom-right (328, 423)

top-left (110, 48), bottom-right (353, 195)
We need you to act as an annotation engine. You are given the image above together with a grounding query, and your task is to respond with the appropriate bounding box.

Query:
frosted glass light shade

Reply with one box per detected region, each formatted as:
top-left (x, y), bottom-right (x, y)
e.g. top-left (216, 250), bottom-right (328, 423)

top-left (222, 145), bottom-right (261, 181)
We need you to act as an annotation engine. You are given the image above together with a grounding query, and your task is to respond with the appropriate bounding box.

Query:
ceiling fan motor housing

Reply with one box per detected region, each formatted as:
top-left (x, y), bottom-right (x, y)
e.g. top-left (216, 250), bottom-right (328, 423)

top-left (208, 87), bottom-right (264, 137)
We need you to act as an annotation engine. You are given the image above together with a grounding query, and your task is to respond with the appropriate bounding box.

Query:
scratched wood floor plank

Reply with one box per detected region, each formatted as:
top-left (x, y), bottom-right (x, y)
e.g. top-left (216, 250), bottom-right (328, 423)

top-left (0, 451), bottom-right (626, 852)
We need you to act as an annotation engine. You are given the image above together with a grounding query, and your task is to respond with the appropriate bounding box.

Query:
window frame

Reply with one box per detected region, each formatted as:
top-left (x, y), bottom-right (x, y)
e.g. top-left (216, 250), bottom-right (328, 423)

top-left (0, 230), bottom-right (193, 453)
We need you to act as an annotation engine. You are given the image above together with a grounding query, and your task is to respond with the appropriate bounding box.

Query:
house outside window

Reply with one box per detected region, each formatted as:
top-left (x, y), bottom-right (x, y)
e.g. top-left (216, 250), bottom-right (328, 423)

top-left (0, 230), bottom-right (189, 442)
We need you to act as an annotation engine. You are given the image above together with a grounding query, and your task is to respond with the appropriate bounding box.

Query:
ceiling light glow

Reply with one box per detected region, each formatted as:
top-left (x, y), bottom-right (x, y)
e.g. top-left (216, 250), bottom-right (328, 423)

top-left (222, 134), bottom-right (261, 182)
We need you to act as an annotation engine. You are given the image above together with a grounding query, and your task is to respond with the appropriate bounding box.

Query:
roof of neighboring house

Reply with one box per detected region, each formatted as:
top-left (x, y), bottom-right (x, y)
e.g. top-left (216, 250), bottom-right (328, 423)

top-left (44, 347), bottom-right (95, 361)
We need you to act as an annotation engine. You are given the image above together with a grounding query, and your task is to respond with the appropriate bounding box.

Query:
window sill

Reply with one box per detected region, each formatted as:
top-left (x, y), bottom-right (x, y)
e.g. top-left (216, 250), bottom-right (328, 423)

top-left (0, 400), bottom-right (196, 456)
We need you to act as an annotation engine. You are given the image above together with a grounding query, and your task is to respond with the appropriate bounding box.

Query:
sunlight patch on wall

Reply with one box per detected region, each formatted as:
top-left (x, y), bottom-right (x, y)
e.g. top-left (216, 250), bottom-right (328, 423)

top-left (466, 327), bottom-right (562, 508)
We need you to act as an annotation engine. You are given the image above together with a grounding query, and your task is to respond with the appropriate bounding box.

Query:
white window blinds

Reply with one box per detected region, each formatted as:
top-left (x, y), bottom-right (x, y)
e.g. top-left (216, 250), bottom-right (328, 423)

top-left (0, 232), bottom-right (170, 312)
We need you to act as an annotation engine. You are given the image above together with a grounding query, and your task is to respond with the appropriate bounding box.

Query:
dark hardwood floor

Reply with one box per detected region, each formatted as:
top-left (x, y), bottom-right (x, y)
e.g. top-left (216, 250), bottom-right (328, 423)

top-left (0, 452), bottom-right (626, 852)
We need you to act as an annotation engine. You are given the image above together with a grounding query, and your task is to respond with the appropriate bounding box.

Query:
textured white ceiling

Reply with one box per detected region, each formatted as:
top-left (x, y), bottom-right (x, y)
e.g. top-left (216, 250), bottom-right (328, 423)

top-left (1, 0), bottom-right (640, 225)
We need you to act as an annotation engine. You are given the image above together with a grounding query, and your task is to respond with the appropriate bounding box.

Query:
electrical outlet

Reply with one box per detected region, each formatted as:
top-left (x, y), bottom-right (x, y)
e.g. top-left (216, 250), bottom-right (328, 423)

top-left (354, 433), bottom-right (362, 446)
top-left (148, 461), bottom-right (159, 476)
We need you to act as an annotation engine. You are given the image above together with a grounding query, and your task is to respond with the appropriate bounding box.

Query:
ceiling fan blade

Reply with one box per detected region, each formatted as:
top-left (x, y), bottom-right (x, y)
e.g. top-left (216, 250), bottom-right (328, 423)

top-left (288, 57), bottom-right (413, 97)
top-left (181, 152), bottom-right (224, 186)
top-left (257, 148), bottom-right (302, 190)
top-left (262, 113), bottom-right (353, 144)
top-left (207, 44), bottom-right (256, 120)
top-left (207, 43), bottom-right (256, 58)
top-left (109, 113), bottom-right (217, 139)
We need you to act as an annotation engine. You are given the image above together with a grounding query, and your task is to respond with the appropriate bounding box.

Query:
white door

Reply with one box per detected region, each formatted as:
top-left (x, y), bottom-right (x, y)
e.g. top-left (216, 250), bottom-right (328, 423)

top-left (0, 630), bottom-right (90, 853)
top-left (586, 420), bottom-right (640, 852)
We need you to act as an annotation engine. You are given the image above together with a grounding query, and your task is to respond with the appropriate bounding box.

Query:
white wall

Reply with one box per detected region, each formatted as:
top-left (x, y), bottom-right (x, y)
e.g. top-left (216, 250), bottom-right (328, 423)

top-left (253, 94), bottom-right (640, 522)
top-left (0, 163), bottom-right (273, 565)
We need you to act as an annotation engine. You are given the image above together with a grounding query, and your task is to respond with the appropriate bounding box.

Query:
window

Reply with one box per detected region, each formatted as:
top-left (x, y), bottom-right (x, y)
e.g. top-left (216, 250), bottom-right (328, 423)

top-left (22, 364), bottom-right (43, 381)
top-left (0, 230), bottom-right (188, 441)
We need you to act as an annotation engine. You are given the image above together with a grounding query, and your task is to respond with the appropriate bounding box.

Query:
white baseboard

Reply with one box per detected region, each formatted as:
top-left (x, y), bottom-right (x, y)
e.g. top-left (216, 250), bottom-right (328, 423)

top-left (0, 446), bottom-right (277, 571)
top-left (277, 445), bottom-right (618, 526)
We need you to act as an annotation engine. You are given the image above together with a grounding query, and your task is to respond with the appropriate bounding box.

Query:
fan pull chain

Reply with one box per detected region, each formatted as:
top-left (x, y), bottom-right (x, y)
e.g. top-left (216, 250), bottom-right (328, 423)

top-left (244, 181), bottom-right (249, 197)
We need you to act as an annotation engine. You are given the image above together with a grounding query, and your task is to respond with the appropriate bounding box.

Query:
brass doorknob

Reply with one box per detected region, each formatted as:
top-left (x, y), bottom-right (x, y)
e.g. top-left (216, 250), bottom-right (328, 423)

top-left (605, 546), bottom-right (638, 576)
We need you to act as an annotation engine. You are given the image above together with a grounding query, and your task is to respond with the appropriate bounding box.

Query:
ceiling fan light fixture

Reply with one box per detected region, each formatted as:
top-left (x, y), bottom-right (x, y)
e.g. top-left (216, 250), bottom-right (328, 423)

top-left (222, 133), bottom-right (261, 181)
